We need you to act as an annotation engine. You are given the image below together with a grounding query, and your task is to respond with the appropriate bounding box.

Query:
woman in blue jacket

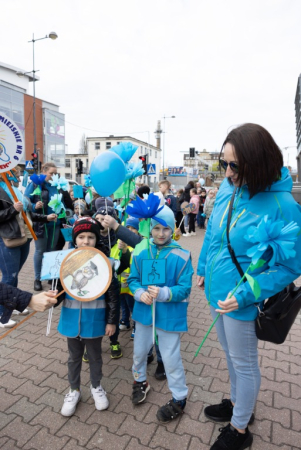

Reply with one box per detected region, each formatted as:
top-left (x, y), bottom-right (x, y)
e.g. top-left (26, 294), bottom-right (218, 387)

top-left (197, 123), bottom-right (301, 450)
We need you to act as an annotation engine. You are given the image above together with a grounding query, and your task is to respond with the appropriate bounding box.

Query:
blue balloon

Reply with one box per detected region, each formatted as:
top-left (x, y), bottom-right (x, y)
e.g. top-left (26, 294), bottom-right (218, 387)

top-left (90, 151), bottom-right (126, 197)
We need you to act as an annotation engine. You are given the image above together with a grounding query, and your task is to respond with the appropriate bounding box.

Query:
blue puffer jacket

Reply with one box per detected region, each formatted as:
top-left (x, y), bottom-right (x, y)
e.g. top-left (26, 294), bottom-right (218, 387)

top-left (197, 167), bottom-right (301, 321)
top-left (128, 239), bottom-right (194, 332)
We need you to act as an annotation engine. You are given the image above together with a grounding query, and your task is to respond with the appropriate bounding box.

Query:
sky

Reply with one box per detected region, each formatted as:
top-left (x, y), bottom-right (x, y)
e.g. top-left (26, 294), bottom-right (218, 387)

top-left (1, 0), bottom-right (301, 168)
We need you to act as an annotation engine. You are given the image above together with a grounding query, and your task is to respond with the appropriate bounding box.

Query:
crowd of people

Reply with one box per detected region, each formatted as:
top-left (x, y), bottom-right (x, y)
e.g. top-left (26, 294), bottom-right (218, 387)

top-left (1, 123), bottom-right (301, 450)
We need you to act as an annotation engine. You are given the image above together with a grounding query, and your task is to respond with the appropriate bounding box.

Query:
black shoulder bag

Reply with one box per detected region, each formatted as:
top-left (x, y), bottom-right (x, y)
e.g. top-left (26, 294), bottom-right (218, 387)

top-left (227, 188), bottom-right (301, 344)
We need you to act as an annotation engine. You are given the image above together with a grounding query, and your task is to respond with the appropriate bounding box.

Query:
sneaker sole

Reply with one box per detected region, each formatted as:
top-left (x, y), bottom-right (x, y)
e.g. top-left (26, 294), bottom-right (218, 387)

top-left (204, 411), bottom-right (255, 425)
top-left (110, 353), bottom-right (123, 359)
top-left (132, 384), bottom-right (151, 405)
top-left (156, 409), bottom-right (184, 423)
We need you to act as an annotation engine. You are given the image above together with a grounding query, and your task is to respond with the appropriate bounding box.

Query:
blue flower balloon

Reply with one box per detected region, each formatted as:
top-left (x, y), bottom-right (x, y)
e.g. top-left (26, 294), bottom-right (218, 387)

top-left (90, 151), bottom-right (126, 197)
top-left (30, 174), bottom-right (46, 185)
top-left (126, 193), bottom-right (166, 226)
top-left (125, 160), bottom-right (145, 180)
top-left (49, 174), bottom-right (69, 191)
top-left (110, 142), bottom-right (138, 163)
top-left (84, 174), bottom-right (92, 187)
top-left (245, 215), bottom-right (300, 266)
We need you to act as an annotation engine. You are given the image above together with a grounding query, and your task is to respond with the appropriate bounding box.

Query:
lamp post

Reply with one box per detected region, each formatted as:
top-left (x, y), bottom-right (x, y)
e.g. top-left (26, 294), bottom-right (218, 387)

top-left (17, 32), bottom-right (58, 173)
top-left (162, 115), bottom-right (175, 179)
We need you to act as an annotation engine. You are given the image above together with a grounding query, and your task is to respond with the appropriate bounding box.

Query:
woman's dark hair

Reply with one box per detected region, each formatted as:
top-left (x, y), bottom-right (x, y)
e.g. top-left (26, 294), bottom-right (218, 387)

top-left (137, 185), bottom-right (150, 198)
top-left (187, 180), bottom-right (195, 188)
top-left (220, 123), bottom-right (283, 198)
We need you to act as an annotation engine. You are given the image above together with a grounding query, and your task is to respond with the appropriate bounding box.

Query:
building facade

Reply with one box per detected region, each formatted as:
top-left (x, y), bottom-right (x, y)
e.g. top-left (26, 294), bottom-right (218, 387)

top-left (0, 62), bottom-right (65, 168)
top-left (61, 136), bottom-right (161, 189)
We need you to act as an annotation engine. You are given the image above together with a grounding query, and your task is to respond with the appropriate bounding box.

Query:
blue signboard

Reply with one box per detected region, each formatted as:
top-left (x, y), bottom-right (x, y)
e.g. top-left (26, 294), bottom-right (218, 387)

top-left (147, 163), bottom-right (156, 175)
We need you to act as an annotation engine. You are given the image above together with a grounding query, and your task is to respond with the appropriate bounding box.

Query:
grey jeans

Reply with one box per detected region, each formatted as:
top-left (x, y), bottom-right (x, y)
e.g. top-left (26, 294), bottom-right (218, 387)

top-left (67, 336), bottom-right (103, 389)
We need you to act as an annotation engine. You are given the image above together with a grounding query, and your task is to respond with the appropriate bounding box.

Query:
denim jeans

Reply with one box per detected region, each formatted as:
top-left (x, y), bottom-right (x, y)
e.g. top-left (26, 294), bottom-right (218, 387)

top-left (133, 322), bottom-right (188, 400)
top-left (120, 293), bottom-right (134, 326)
top-left (210, 306), bottom-right (261, 429)
top-left (0, 237), bottom-right (31, 320)
top-left (34, 225), bottom-right (61, 280)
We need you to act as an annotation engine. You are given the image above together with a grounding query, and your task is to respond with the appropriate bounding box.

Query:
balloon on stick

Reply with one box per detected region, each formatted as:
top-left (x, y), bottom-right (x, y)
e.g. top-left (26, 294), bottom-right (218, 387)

top-left (90, 151), bottom-right (126, 197)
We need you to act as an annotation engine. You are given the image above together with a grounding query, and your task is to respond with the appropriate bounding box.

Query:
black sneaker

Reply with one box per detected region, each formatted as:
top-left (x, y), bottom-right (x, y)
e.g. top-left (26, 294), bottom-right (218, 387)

top-left (34, 280), bottom-right (42, 291)
top-left (82, 351), bottom-right (89, 363)
top-left (110, 341), bottom-right (122, 359)
top-left (156, 398), bottom-right (186, 423)
top-left (204, 399), bottom-right (255, 425)
top-left (210, 424), bottom-right (253, 450)
top-left (131, 381), bottom-right (150, 405)
top-left (154, 362), bottom-right (166, 381)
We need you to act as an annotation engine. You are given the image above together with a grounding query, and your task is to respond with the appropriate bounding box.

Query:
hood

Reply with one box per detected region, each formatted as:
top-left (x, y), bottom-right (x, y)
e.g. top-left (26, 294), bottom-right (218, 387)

top-left (149, 238), bottom-right (182, 250)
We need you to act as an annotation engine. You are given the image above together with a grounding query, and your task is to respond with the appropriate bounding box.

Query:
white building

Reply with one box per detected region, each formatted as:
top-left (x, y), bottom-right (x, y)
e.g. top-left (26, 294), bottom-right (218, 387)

top-left (61, 136), bottom-right (161, 190)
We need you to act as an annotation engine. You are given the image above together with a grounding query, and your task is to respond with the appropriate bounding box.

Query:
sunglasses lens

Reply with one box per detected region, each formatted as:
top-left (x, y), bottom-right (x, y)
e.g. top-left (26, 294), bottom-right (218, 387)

top-left (230, 162), bottom-right (239, 173)
top-left (219, 159), bottom-right (227, 171)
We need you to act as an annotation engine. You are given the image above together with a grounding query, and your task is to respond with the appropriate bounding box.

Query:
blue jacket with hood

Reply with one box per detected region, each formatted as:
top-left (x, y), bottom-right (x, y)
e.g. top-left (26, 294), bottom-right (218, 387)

top-left (128, 239), bottom-right (194, 332)
top-left (197, 167), bottom-right (301, 321)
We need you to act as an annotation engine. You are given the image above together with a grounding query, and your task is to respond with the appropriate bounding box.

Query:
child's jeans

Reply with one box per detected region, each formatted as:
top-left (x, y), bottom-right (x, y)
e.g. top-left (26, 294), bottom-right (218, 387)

top-left (120, 293), bottom-right (134, 327)
top-left (133, 322), bottom-right (188, 400)
top-left (67, 336), bottom-right (103, 389)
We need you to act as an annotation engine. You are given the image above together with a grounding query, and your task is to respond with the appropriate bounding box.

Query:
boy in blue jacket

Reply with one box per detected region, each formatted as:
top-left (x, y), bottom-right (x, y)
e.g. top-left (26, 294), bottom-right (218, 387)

top-left (128, 206), bottom-right (194, 423)
top-left (57, 217), bottom-right (119, 417)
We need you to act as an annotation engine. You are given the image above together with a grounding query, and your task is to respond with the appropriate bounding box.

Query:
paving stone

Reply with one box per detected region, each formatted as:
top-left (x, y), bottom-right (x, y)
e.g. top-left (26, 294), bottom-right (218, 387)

top-left (86, 426), bottom-right (131, 450)
top-left (272, 422), bottom-right (301, 447)
top-left (177, 414), bottom-right (215, 444)
top-left (126, 437), bottom-right (159, 450)
top-left (29, 405), bottom-right (69, 434)
top-left (0, 437), bottom-right (20, 450)
top-left (20, 365), bottom-right (52, 384)
top-left (0, 412), bottom-right (18, 431)
top-left (0, 388), bottom-right (22, 412)
top-left (255, 400), bottom-right (291, 428)
top-left (291, 410), bottom-right (301, 432)
top-left (149, 426), bottom-right (191, 450)
top-left (56, 416), bottom-right (98, 446)
top-left (274, 392), bottom-right (301, 412)
top-left (23, 428), bottom-right (70, 450)
top-left (36, 388), bottom-right (64, 413)
top-left (40, 373), bottom-right (68, 393)
top-left (0, 416), bottom-right (42, 447)
top-left (0, 372), bottom-right (27, 393)
top-left (117, 414), bottom-right (158, 446)
top-left (87, 409), bottom-right (127, 433)
top-left (6, 396), bottom-right (46, 423)
top-left (188, 436), bottom-right (211, 450)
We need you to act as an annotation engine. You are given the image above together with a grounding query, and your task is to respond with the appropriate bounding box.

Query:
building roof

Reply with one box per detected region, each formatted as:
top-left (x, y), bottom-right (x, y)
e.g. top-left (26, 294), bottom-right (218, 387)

top-left (0, 61), bottom-right (39, 82)
top-left (86, 135), bottom-right (160, 150)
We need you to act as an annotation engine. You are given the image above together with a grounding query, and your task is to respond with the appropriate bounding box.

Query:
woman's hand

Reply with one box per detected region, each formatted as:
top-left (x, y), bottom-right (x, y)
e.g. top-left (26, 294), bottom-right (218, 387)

top-left (105, 324), bottom-right (116, 336)
top-left (13, 201), bottom-right (23, 212)
top-left (103, 215), bottom-right (118, 230)
top-left (47, 214), bottom-right (57, 222)
top-left (140, 291), bottom-right (153, 305)
top-left (148, 286), bottom-right (160, 299)
top-left (28, 291), bottom-right (58, 312)
top-left (118, 240), bottom-right (127, 253)
top-left (196, 275), bottom-right (205, 290)
top-left (216, 293), bottom-right (239, 314)
top-left (35, 201), bottom-right (43, 209)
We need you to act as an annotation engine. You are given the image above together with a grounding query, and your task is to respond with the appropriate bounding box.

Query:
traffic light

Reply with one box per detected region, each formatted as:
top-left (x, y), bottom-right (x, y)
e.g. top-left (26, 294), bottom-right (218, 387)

top-left (139, 154), bottom-right (148, 174)
top-left (31, 152), bottom-right (38, 171)
top-left (77, 159), bottom-right (83, 175)
top-left (189, 147), bottom-right (195, 158)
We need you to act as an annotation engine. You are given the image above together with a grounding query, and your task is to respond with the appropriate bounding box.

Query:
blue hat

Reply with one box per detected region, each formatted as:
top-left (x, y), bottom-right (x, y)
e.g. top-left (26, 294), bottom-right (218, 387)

top-left (126, 217), bottom-right (139, 231)
top-left (150, 205), bottom-right (175, 231)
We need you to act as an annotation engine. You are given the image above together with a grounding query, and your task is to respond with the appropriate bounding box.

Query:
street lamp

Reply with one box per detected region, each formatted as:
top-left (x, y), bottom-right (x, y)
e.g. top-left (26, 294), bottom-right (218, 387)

top-left (162, 115), bottom-right (176, 179)
top-left (17, 32), bottom-right (58, 173)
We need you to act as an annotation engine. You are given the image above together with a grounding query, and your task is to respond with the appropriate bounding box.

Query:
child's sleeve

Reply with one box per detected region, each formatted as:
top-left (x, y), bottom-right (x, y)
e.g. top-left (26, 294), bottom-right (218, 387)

top-left (105, 271), bottom-right (120, 324)
top-left (168, 255), bottom-right (194, 302)
top-left (127, 255), bottom-right (146, 302)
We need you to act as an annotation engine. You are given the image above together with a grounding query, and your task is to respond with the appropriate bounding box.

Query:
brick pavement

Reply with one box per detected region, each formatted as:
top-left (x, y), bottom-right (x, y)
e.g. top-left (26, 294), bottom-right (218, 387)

top-left (1, 232), bottom-right (301, 449)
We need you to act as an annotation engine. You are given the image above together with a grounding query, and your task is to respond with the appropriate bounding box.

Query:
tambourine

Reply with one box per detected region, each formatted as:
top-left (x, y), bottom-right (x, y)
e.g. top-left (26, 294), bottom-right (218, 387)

top-left (59, 247), bottom-right (112, 302)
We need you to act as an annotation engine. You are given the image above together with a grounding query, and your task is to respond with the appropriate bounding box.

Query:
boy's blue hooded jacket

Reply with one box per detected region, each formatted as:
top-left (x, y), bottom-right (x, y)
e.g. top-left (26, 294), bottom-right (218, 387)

top-left (128, 239), bottom-right (194, 332)
top-left (197, 167), bottom-right (301, 321)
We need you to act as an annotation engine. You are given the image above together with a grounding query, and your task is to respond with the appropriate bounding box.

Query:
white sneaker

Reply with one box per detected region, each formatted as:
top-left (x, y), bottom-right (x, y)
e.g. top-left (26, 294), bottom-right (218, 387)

top-left (182, 233), bottom-right (191, 237)
top-left (0, 319), bottom-right (16, 328)
top-left (61, 389), bottom-right (81, 416)
top-left (91, 385), bottom-right (109, 410)
top-left (12, 309), bottom-right (29, 316)
top-left (190, 231), bottom-right (196, 236)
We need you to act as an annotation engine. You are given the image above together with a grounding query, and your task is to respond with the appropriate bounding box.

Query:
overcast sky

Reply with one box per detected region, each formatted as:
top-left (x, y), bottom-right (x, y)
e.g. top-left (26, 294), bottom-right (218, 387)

top-left (2, 0), bottom-right (301, 168)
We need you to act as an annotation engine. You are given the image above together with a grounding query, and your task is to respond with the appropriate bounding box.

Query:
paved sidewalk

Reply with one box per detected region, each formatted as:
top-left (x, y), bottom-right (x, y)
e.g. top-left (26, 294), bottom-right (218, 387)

top-left (0, 231), bottom-right (301, 449)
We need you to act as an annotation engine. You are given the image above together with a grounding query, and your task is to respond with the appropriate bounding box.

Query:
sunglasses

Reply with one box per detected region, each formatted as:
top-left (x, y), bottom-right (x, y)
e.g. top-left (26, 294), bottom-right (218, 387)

top-left (219, 158), bottom-right (239, 173)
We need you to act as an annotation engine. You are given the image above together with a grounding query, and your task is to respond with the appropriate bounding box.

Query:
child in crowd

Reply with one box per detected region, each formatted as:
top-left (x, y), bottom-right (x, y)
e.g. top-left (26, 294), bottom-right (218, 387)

top-left (183, 188), bottom-right (200, 237)
top-left (73, 199), bottom-right (87, 221)
top-left (157, 180), bottom-right (177, 216)
top-left (118, 217), bottom-right (139, 339)
top-left (94, 205), bottom-right (123, 359)
top-left (203, 188), bottom-right (216, 228)
top-left (128, 206), bottom-right (193, 422)
top-left (197, 188), bottom-right (207, 229)
top-left (57, 217), bottom-right (119, 417)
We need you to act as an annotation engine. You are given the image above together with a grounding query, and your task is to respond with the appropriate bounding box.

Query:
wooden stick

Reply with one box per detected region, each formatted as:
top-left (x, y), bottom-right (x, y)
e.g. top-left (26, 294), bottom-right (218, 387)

top-left (0, 311), bottom-right (37, 341)
top-left (2, 172), bottom-right (38, 241)
top-left (54, 289), bottom-right (65, 299)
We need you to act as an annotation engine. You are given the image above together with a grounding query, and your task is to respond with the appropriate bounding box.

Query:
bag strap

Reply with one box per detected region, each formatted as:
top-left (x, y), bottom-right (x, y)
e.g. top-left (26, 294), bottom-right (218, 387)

top-left (226, 187), bottom-right (245, 279)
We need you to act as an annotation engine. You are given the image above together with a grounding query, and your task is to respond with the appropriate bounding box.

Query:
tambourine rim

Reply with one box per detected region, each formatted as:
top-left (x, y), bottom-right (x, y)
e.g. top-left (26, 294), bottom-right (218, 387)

top-left (59, 247), bottom-right (112, 302)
